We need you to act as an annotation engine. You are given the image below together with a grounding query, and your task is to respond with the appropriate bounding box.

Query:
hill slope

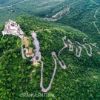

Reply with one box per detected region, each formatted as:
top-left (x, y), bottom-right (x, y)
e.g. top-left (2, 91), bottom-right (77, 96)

top-left (0, 16), bottom-right (100, 99)
top-left (0, 0), bottom-right (99, 44)
top-left (57, 0), bottom-right (100, 39)
top-left (0, 0), bottom-right (65, 23)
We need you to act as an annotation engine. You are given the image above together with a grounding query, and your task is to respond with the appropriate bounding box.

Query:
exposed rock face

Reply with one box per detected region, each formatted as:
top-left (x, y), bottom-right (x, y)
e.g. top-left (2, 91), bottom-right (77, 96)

top-left (31, 31), bottom-right (42, 66)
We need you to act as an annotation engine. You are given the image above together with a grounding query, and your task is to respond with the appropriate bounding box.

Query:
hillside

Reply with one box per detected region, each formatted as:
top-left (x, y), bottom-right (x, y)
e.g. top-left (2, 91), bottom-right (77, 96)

top-left (0, 16), bottom-right (100, 99)
top-left (0, 0), bottom-right (100, 43)
top-left (57, 0), bottom-right (100, 41)
top-left (0, 0), bottom-right (65, 23)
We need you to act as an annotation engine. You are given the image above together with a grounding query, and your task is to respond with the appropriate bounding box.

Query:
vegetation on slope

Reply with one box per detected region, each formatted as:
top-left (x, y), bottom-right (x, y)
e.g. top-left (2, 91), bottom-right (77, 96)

top-left (57, 0), bottom-right (100, 46)
top-left (0, 16), bottom-right (100, 100)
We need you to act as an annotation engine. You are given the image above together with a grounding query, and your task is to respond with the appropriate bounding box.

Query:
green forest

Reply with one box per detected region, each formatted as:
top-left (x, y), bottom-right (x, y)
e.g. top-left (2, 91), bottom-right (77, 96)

top-left (0, 0), bottom-right (100, 100)
top-left (0, 16), bottom-right (100, 100)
